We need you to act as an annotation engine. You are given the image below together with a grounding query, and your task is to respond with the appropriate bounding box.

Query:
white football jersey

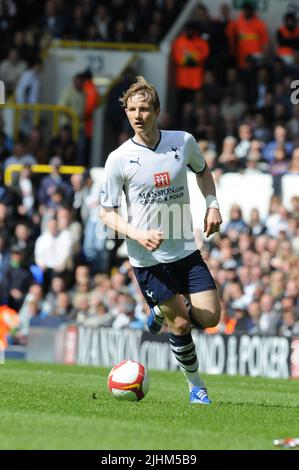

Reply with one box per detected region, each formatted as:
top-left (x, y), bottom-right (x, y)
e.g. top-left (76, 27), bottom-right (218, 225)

top-left (100, 130), bottom-right (206, 267)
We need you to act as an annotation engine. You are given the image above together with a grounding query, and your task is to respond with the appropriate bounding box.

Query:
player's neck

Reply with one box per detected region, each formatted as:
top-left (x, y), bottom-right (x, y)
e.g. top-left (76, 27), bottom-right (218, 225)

top-left (133, 128), bottom-right (160, 149)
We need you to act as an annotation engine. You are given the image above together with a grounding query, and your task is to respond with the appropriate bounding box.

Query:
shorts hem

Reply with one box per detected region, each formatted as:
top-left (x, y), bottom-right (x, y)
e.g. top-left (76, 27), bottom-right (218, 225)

top-left (147, 292), bottom-right (177, 308)
top-left (182, 285), bottom-right (217, 295)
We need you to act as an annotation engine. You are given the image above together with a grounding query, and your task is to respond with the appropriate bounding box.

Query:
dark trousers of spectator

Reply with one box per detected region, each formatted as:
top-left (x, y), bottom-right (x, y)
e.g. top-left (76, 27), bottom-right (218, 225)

top-left (176, 88), bottom-right (197, 114)
top-left (272, 174), bottom-right (283, 196)
top-left (76, 128), bottom-right (88, 166)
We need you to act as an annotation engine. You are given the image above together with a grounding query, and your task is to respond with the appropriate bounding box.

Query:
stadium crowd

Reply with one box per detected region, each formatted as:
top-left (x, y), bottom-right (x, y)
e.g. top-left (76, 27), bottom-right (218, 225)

top-left (0, 0), bottom-right (299, 346)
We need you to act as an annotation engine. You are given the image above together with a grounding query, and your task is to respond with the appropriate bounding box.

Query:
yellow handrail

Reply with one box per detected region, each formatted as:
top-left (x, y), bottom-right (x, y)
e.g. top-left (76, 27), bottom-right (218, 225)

top-left (0, 103), bottom-right (80, 142)
top-left (50, 39), bottom-right (158, 52)
top-left (4, 163), bottom-right (85, 186)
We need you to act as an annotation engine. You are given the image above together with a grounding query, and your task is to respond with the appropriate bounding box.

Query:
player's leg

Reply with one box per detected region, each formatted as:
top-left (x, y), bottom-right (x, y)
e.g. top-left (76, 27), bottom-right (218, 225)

top-left (133, 263), bottom-right (177, 335)
top-left (158, 294), bottom-right (211, 404)
top-left (176, 250), bottom-right (220, 328)
top-left (184, 289), bottom-right (221, 329)
top-left (171, 250), bottom-right (220, 403)
top-left (133, 260), bottom-right (212, 403)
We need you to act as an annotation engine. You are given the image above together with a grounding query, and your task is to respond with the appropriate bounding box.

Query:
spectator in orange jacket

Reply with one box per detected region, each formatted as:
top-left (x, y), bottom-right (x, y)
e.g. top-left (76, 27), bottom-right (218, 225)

top-left (277, 12), bottom-right (299, 65)
top-left (0, 305), bottom-right (19, 347)
top-left (82, 70), bottom-right (100, 166)
top-left (172, 22), bottom-right (210, 108)
top-left (227, 1), bottom-right (269, 68)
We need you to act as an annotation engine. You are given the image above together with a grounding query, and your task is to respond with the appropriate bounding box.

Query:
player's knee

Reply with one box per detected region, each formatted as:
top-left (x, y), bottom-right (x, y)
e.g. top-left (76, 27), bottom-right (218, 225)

top-left (172, 316), bottom-right (191, 335)
top-left (205, 316), bottom-right (219, 328)
top-left (204, 304), bottom-right (221, 327)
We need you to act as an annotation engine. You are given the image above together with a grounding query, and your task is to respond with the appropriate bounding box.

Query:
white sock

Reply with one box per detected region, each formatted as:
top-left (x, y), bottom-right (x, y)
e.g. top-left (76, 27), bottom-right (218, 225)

top-left (169, 332), bottom-right (206, 391)
top-left (181, 368), bottom-right (206, 391)
top-left (153, 305), bottom-right (164, 318)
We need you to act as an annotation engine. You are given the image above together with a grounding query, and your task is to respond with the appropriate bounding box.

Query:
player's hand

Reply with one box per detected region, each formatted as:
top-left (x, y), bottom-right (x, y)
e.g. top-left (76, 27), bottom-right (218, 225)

top-left (204, 208), bottom-right (223, 238)
top-left (136, 229), bottom-right (164, 251)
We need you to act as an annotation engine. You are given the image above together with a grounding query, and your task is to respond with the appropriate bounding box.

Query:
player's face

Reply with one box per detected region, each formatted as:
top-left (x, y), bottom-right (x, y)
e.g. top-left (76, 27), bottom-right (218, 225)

top-left (125, 94), bottom-right (160, 135)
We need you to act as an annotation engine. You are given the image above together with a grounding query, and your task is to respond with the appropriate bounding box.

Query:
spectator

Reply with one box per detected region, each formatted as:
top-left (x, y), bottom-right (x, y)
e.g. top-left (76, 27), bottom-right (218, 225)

top-left (227, 1), bottom-right (269, 68)
top-left (53, 292), bottom-right (73, 318)
top-left (11, 164), bottom-right (35, 217)
top-left (57, 205), bottom-right (82, 256)
top-left (93, 4), bottom-right (111, 41)
top-left (82, 69), bottom-right (100, 166)
top-left (34, 217), bottom-right (73, 276)
top-left (17, 283), bottom-right (45, 341)
top-left (70, 264), bottom-right (92, 307)
top-left (248, 208), bottom-right (267, 236)
top-left (172, 22), bottom-right (210, 109)
top-left (262, 125), bottom-right (293, 163)
top-left (224, 204), bottom-right (248, 235)
top-left (58, 73), bottom-right (85, 130)
top-left (220, 90), bottom-right (247, 122)
top-left (84, 291), bottom-right (114, 327)
top-left (58, 73), bottom-right (85, 164)
top-left (48, 125), bottom-right (77, 166)
top-left (269, 146), bottom-right (289, 195)
top-left (278, 311), bottom-right (299, 337)
top-left (82, 175), bottom-right (108, 274)
top-left (12, 222), bottom-right (35, 266)
top-left (258, 294), bottom-right (279, 335)
top-left (1, 245), bottom-right (33, 310)
top-left (276, 12), bottom-right (299, 65)
top-left (0, 48), bottom-right (26, 96)
top-left (38, 0), bottom-right (66, 41)
top-left (15, 60), bottom-right (43, 136)
top-left (37, 156), bottom-right (73, 213)
top-left (26, 126), bottom-right (48, 164)
top-left (112, 293), bottom-right (144, 330)
top-left (0, 230), bottom-right (9, 282)
top-left (288, 147), bottom-right (299, 174)
top-left (4, 141), bottom-right (36, 169)
top-left (235, 122), bottom-right (252, 162)
top-left (15, 60), bottom-right (43, 104)
top-left (41, 274), bottom-right (67, 315)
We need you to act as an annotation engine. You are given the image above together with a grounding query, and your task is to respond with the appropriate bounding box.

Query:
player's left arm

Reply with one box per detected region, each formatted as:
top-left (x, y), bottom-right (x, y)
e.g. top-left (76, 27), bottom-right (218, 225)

top-left (186, 133), bottom-right (223, 237)
top-left (196, 166), bottom-right (223, 237)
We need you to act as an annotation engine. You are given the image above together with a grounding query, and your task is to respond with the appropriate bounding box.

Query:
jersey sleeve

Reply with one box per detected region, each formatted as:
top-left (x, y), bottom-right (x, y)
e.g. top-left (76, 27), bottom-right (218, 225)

top-left (185, 133), bottom-right (206, 174)
top-left (100, 154), bottom-right (124, 208)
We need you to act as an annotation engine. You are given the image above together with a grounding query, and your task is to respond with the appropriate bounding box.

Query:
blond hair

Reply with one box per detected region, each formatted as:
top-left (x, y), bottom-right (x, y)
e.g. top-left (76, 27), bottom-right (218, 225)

top-left (119, 76), bottom-right (160, 110)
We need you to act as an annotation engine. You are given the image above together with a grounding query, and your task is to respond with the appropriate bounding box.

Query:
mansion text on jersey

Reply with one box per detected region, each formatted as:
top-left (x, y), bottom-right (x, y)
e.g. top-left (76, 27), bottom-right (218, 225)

top-left (138, 185), bottom-right (185, 205)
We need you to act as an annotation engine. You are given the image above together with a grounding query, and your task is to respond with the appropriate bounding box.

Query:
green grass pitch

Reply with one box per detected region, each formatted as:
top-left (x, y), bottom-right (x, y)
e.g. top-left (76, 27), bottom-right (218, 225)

top-left (0, 360), bottom-right (298, 450)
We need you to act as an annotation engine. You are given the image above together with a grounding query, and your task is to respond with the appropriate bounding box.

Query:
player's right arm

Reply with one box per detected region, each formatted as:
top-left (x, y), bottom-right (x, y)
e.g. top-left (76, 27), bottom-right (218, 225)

top-left (100, 206), bottom-right (163, 252)
top-left (100, 154), bottom-right (163, 251)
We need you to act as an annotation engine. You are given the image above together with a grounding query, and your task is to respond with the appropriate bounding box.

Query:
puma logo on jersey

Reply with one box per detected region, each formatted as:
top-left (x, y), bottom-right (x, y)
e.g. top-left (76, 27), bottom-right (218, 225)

top-left (129, 157), bottom-right (141, 166)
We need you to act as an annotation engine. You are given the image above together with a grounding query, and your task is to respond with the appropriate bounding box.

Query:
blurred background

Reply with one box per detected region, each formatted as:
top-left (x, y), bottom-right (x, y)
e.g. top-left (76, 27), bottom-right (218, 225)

top-left (0, 0), bottom-right (298, 378)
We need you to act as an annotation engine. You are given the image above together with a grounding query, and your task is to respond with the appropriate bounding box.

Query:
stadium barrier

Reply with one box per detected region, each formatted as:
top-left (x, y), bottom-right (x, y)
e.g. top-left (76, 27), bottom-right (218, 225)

top-left (4, 163), bottom-right (85, 186)
top-left (26, 322), bottom-right (299, 380)
top-left (0, 103), bottom-right (80, 142)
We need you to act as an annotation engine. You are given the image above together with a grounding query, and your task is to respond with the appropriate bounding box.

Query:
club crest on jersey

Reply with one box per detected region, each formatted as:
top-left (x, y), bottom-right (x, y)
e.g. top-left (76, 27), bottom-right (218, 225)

top-left (154, 172), bottom-right (170, 188)
top-left (171, 146), bottom-right (180, 160)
